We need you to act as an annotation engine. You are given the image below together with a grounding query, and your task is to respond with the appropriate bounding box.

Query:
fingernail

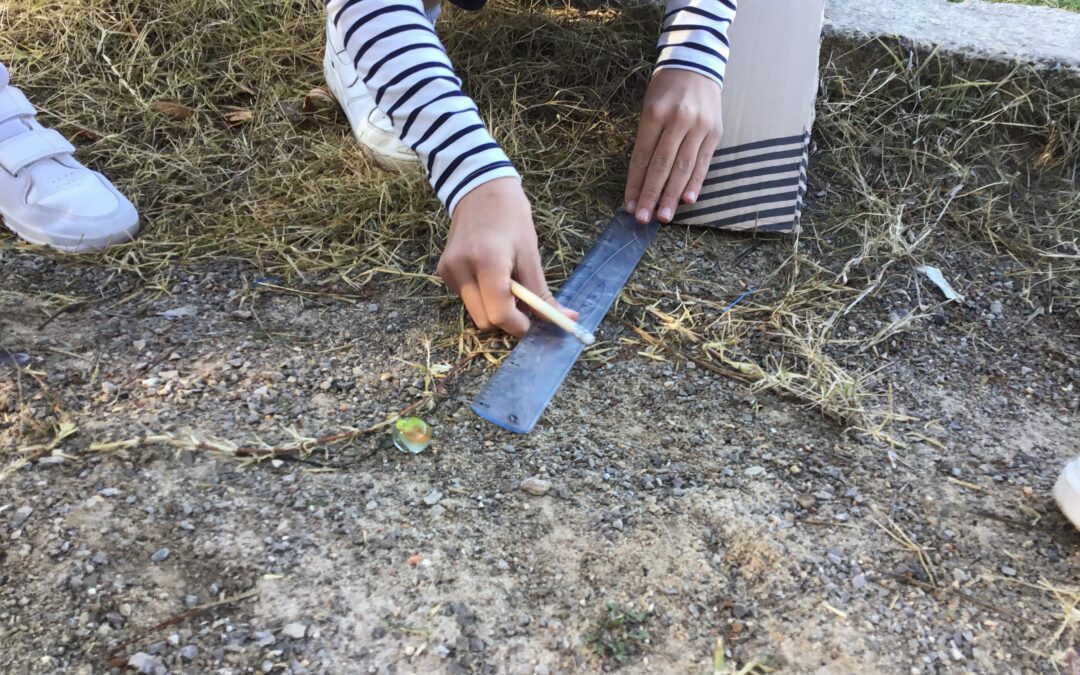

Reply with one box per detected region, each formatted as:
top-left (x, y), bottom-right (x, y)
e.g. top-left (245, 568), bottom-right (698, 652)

top-left (636, 208), bottom-right (650, 222)
top-left (686, 191), bottom-right (697, 204)
top-left (626, 200), bottom-right (636, 213)
top-left (659, 207), bottom-right (673, 222)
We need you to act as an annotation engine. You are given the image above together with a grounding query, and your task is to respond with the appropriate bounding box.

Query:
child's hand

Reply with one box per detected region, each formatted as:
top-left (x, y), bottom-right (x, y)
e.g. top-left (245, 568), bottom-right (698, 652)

top-left (438, 178), bottom-right (578, 337)
top-left (625, 69), bottom-right (723, 224)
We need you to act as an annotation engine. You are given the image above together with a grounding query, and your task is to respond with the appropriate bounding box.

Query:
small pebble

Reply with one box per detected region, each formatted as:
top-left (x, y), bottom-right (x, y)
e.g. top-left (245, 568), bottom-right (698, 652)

top-left (520, 477), bottom-right (552, 496)
top-left (180, 645), bottom-right (199, 662)
top-left (745, 466), bottom-right (765, 477)
top-left (10, 505), bottom-right (32, 527)
top-left (127, 652), bottom-right (162, 674)
top-left (423, 490), bottom-right (443, 506)
top-left (281, 622), bottom-right (307, 639)
top-left (150, 548), bottom-right (170, 562)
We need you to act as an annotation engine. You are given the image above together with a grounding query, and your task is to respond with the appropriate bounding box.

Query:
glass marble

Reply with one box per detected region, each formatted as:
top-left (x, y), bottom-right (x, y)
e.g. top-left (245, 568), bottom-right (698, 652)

top-left (392, 417), bottom-right (432, 454)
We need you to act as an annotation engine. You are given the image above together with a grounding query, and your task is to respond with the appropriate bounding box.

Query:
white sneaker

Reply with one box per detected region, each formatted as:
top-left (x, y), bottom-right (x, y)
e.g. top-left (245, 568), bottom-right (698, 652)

top-left (1055, 457), bottom-right (1080, 531)
top-left (322, 20), bottom-right (421, 171)
top-left (0, 62), bottom-right (138, 253)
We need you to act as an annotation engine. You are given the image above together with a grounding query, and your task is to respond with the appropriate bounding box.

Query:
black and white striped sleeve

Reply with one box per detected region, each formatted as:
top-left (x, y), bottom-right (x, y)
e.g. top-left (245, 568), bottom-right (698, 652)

top-left (326, 0), bottom-right (519, 214)
top-left (656, 0), bottom-right (737, 88)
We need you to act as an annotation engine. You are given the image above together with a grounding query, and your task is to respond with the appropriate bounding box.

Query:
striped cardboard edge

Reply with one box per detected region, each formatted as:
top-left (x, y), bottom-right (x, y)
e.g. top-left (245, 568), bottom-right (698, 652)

top-left (674, 131), bottom-right (811, 234)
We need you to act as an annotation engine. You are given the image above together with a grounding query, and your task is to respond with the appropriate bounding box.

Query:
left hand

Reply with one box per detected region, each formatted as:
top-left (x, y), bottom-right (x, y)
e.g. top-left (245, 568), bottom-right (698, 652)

top-left (624, 68), bottom-right (723, 224)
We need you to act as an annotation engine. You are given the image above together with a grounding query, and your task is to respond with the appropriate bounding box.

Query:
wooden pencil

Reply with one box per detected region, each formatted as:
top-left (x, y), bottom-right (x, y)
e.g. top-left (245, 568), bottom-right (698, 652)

top-left (509, 280), bottom-right (595, 345)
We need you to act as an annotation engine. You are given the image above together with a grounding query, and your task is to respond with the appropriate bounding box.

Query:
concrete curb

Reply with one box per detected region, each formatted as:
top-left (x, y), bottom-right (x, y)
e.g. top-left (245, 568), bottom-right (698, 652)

top-left (823, 0), bottom-right (1080, 72)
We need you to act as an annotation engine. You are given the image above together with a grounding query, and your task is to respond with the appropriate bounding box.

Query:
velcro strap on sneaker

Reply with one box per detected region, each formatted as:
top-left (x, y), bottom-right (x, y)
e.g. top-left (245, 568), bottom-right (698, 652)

top-left (0, 128), bottom-right (75, 175)
top-left (0, 86), bottom-right (37, 125)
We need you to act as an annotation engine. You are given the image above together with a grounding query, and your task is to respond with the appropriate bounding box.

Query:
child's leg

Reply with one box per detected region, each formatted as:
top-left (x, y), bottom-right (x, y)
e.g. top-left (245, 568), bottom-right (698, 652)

top-left (0, 61), bottom-right (139, 252)
top-left (323, 2), bottom-right (443, 170)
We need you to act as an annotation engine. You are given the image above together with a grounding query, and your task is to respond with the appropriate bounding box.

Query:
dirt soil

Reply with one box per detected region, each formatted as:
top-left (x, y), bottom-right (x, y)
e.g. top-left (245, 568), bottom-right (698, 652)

top-left (1, 218), bottom-right (1078, 675)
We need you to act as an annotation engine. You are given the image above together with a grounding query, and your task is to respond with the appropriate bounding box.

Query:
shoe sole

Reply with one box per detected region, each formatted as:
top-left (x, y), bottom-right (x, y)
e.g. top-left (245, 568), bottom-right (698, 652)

top-left (322, 43), bottom-right (421, 173)
top-left (2, 212), bottom-right (138, 254)
top-left (1054, 458), bottom-right (1080, 531)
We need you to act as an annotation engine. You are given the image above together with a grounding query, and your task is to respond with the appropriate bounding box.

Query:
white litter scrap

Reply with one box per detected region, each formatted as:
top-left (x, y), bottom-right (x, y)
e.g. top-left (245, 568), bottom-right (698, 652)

top-left (916, 265), bottom-right (964, 302)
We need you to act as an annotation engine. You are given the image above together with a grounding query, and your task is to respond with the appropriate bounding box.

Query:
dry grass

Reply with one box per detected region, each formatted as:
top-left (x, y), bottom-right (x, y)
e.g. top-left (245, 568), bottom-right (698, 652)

top-left (2, 0), bottom-right (1077, 439)
top-left (0, 0), bottom-right (645, 280)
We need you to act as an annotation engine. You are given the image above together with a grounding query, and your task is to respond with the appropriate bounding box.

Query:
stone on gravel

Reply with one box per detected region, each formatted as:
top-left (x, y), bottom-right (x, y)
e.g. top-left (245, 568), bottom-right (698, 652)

top-left (151, 547), bottom-right (170, 562)
top-left (281, 622), bottom-right (307, 639)
top-left (179, 645), bottom-right (199, 661)
top-left (745, 466), bottom-right (765, 477)
top-left (520, 477), bottom-right (552, 496)
top-left (10, 505), bottom-right (31, 527)
top-left (128, 652), bottom-right (163, 674)
top-left (423, 489), bottom-right (443, 506)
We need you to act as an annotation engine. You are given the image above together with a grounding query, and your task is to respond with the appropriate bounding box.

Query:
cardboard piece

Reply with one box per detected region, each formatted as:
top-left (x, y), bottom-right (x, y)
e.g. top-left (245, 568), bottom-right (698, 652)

top-left (675, 0), bottom-right (826, 234)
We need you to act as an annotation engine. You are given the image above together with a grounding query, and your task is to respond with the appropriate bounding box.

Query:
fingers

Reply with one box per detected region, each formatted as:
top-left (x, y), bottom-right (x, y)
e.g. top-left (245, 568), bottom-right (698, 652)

top-left (635, 124), bottom-right (686, 223)
top-left (657, 126), bottom-right (708, 222)
top-left (458, 282), bottom-right (490, 331)
top-left (514, 246), bottom-right (579, 322)
top-left (684, 131), bottom-right (719, 205)
top-left (476, 264), bottom-right (531, 338)
top-left (625, 113), bottom-right (663, 220)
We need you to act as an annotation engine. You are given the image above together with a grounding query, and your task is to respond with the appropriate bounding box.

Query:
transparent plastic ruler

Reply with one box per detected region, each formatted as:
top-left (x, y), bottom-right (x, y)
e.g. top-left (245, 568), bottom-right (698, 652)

top-left (472, 210), bottom-right (660, 433)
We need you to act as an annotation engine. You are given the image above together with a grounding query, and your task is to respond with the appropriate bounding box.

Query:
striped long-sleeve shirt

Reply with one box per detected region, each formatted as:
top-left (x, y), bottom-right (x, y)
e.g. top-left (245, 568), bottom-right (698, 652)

top-left (326, 0), bottom-right (736, 215)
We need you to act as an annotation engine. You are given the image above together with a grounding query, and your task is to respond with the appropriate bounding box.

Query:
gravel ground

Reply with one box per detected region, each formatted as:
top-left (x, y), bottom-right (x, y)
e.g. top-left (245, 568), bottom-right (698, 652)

top-left (1, 227), bottom-right (1078, 674)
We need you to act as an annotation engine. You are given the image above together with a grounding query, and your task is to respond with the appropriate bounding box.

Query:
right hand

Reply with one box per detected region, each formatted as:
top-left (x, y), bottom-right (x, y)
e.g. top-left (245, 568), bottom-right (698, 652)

top-left (437, 177), bottom-right (578, 338)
